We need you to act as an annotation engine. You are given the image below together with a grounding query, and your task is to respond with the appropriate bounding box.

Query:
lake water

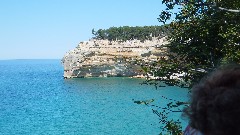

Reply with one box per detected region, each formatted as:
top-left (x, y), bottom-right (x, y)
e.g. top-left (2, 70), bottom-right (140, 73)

top-left (0, 60), bottom-right (188, 135)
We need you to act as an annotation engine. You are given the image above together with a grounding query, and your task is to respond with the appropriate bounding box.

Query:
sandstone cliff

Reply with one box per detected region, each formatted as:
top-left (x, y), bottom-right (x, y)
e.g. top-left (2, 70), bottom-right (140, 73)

top-left (62, 37), bottom-right (168, 79)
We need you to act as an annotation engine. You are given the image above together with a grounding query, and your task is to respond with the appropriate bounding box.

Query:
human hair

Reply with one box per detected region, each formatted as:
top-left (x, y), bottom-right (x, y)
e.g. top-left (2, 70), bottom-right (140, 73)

top-left (183, 65), bottom-right (240, 135)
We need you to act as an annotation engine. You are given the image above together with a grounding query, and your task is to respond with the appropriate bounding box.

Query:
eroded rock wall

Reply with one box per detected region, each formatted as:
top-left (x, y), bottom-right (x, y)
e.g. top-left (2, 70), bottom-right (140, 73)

top-left (62, 37), bottom-right (168, 78)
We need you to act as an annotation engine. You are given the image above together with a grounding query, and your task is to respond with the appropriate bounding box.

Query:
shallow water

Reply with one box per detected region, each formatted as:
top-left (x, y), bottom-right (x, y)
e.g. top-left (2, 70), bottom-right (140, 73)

top-left (0, 60), bottom-right (188, 135)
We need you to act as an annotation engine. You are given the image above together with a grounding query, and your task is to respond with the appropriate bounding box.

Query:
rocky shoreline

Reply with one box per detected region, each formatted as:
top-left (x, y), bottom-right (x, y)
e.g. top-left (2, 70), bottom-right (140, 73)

top-left (62, 37), bottom-right (168, 79)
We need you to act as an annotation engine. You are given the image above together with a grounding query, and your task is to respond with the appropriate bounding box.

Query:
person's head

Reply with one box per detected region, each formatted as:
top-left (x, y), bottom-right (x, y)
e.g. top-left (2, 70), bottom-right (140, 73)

top-left (184, 65), bottom-right (240, 135)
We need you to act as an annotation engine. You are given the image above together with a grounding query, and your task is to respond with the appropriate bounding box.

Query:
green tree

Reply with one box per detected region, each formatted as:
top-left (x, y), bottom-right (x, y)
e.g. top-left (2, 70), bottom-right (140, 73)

top-left (142, 1), bottom-right (240, 134)
top-left (92, 25), bottom-right (169, 42)
top-left (147, 0), bottom-right (240, 88)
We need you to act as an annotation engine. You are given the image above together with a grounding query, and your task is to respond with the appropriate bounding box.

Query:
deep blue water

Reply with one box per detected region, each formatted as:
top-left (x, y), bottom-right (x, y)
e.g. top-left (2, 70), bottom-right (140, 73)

top-left (0, 60), bottom-right (188, 135)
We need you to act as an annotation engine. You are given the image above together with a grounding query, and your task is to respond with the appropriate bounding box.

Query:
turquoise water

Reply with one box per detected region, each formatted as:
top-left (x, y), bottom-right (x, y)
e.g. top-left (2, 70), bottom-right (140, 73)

top-left (0, 60), bottom-right (188, 135)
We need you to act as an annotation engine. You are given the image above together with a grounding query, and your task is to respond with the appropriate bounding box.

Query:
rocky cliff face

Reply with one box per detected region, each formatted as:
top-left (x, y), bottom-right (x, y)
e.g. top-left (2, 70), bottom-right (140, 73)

top-left (62, 37), bottom-right (168, 78)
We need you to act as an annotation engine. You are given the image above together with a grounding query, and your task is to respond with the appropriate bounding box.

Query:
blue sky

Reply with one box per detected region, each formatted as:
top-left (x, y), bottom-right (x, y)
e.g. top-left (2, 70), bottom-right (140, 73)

top-left (0, 0), bottom-right (167, 59)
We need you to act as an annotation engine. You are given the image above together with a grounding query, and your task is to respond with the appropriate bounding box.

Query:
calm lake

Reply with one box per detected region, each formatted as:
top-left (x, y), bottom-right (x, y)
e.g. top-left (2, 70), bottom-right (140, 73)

top-left (0, 60), bottom-right (188, 135)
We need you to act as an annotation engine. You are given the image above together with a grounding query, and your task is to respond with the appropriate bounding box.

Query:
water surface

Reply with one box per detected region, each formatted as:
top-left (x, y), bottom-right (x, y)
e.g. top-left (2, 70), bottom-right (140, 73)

top-left (0, 60), bottom-right (188, 134)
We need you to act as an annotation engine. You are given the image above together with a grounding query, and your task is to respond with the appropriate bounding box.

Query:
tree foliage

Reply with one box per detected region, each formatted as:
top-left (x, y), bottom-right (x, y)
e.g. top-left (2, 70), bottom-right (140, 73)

top-left (147, 0), bottom-right (240, 88)
top-left (133, 97), bottom-right (187, 135)
top-left (92, 25), bottom-right (170, 42)
top-left (140, 0), bottom-right (240, 134)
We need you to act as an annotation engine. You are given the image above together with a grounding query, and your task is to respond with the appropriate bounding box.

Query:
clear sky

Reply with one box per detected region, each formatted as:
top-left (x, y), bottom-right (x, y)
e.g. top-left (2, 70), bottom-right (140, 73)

top-left (0, 0), bottom-right (166, 60)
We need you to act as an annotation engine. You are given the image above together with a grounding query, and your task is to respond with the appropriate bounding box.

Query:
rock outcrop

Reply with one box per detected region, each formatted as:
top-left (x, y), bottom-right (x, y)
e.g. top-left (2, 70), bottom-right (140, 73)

top-left (62, 37), bottom-right (168, 79)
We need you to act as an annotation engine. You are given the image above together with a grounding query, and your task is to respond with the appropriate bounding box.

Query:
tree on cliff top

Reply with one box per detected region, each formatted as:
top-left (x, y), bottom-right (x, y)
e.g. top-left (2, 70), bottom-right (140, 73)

top-left (92, 25), bottom-right (170, 42)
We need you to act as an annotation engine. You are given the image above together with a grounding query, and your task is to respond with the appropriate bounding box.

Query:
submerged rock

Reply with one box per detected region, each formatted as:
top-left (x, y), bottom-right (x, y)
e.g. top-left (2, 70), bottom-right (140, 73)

top-left (62, 37), bottom-right (168, 79)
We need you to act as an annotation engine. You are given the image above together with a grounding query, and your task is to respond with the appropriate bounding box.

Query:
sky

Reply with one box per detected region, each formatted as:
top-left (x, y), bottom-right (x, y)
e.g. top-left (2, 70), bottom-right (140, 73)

top-left (0, 0), bottom-right (167, 60)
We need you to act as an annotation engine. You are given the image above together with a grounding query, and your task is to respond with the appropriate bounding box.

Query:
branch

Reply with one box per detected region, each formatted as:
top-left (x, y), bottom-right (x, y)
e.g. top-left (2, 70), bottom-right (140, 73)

top-left (179, 1), bottom-right (240, 13)
top-left (203, 2), bottom-right (240, 13)
top-left (218, 7), bottom-right (240, 13)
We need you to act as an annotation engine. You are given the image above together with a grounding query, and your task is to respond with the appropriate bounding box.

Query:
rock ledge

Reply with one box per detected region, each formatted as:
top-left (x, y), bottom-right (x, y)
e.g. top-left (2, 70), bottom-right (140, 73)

top-left (62, 37), bottom-right (168, 79)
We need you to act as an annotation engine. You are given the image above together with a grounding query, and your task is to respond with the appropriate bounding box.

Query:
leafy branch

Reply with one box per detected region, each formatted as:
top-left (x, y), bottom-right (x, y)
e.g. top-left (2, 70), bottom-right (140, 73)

top-left (133, 96), bottom-right (188, 135)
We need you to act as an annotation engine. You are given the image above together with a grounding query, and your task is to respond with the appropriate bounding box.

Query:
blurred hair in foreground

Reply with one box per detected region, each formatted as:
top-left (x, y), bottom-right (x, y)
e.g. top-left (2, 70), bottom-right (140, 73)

top-left (183, 64), bottom-right (240, 135)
